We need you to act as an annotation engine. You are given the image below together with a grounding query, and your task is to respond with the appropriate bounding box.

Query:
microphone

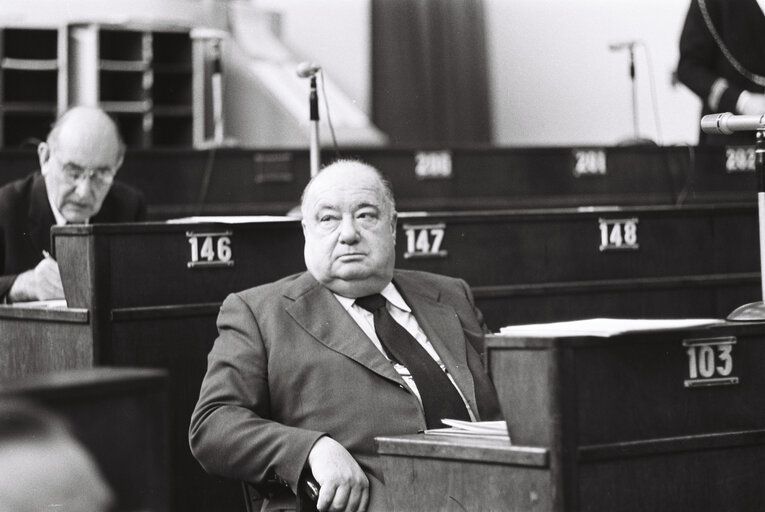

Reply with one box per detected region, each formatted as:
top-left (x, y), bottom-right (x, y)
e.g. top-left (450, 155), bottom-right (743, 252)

top-left (296, 62), bottom-right (321, 78)
top-left (609, 41), bottom-right (637, 51)
top-left (701, 112), bottom-right (765, 134)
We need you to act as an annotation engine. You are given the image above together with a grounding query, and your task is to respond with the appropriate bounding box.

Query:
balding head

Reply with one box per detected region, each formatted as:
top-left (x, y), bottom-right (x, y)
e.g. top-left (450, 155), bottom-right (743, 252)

top-left (38, 106), bottom-right (125, 223)
top-left (47, 106), bottom-right (125, 165)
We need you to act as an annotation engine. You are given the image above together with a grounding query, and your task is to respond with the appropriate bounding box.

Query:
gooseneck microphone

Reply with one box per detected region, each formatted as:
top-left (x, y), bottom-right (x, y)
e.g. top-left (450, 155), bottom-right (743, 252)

top-left (701, 112), bottom-right (765, 134)
top-left (296, 62), bottom-right (321, 78)
top-left (608, 41), bottom-right (637, 51)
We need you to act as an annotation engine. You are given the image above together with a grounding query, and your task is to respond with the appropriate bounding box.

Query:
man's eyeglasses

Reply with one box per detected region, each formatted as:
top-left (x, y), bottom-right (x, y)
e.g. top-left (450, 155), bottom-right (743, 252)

top-left (50, 151), bottom-right (117, 187)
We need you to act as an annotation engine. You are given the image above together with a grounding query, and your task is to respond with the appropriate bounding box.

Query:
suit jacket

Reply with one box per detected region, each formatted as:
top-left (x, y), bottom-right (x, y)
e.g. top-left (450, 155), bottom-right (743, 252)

top-left (678, 0), bottom-right (765, 145)
top-left (189, 269), bottom-right (502, 505)
top-left (0, 172), bottom-right (146, 298)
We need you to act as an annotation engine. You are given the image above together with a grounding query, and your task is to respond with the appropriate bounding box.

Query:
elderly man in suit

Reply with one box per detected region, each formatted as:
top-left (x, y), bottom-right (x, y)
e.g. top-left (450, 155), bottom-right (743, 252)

top-left (0, 106), bottom-right (146, 303)
top-left (189, 160), bottom-right (501, 512)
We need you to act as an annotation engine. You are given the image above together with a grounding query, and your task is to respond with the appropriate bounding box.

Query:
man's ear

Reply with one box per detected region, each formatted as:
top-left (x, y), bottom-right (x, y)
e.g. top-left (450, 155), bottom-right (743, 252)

top-left (37, 142), bottom-right (51, 174)
top-left (390, 211), bottom-right (398, 242)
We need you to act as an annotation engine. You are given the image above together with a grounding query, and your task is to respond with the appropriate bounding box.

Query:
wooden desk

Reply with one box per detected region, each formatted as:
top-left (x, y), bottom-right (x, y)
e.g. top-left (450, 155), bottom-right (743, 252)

top-left (378, 322), bottom-right (765, 511)
top-left (0, 219), bottom-right (305, 512)
top-left (396, 204), bottom-right (760, 328)
top-left (0, 367), bottom-right (169, 512)
top-left (0, 145), bottom-right (758, 218)
top-left (0, 203), bottom-right (760, 509)
top-left (376, 435), bottom-right (550, 511)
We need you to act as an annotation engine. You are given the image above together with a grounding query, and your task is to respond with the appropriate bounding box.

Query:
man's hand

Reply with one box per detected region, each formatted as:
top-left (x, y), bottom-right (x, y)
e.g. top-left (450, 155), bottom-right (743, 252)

top-left (8, 258), bottom-right (64, 302)
top-left (307, 437), bottom-right (369, 512)
top-left (739, 92), bottom-right (765, 115)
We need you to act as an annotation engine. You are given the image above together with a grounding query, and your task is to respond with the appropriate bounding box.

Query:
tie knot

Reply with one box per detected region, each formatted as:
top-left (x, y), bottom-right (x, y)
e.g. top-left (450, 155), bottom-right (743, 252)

top-left (355, 293), bottom-right (387, 313)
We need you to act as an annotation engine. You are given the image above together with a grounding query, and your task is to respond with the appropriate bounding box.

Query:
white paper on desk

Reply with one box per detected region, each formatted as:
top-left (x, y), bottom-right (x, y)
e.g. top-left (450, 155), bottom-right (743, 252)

top-left (9, 299), bottom-right (68, 308)
top-left (166, 215), bottom-right (297, 224)
top-left (498, 318), bottom-right (725, 338)
top-left (424, 420), bottom-right (510, 441)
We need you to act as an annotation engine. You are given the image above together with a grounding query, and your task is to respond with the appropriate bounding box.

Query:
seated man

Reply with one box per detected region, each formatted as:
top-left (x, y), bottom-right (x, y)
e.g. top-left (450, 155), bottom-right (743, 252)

top-left (0, 106), bottom-right (146, 303)
top-left (189, 160), bottom-right (501, 511)
top-left (0, 398), bottom-right (114, 512)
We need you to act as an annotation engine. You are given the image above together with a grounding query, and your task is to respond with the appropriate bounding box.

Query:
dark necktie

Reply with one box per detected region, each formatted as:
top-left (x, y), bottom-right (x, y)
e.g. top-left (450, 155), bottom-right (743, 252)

top-left (355, 293), bottom-right (470, 428)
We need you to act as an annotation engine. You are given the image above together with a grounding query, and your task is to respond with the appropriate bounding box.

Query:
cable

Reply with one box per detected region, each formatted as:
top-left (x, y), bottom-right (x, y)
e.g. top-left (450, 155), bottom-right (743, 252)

top-left (318, 70), bottom-right (341, 159)
top-left (195, 146), bottom-right (217, 216)
top-left (638, 41), bottom-right (664, 145)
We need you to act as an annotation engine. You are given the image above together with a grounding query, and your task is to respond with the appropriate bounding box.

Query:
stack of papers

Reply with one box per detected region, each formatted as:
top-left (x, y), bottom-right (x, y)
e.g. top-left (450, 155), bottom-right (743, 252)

top-left (166, 215), bottom-right (297, 224)
top-left (424, 419), bottom-right (510, 442)
top-left (498, 318), bottom-right (725, 338)
top-left (9, 299), bottom-right (68, 309)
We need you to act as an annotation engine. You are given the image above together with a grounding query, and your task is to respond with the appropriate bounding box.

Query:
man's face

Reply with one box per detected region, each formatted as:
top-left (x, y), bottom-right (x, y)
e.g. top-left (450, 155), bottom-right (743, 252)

top-left (39, 129), bottom-right (120, 224)
top-left (302, 166), bottom-right (397, 298)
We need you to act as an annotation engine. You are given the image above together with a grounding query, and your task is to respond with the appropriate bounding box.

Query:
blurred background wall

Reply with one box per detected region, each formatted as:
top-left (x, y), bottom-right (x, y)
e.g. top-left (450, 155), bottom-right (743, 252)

top-left (0, 0), bottom-right (702, 147)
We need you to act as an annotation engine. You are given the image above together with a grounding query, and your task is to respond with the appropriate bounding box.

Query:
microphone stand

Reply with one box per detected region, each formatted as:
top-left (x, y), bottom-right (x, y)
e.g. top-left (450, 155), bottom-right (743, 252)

top-left (309, 75), bottom-right (320, 178)
top-left (211, 39), bottom-right (224, 146)
top-left (628, 44), bottom-right (638, 140)
top-left (728, 127), bottom-right (765, 320)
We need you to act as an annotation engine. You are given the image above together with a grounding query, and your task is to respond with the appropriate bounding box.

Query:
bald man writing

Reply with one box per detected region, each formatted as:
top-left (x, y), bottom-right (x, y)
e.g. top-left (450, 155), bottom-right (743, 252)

top-left (0, 106), bottom-right (146, 303)
top-left (189, 160), bottom-right (501, 511)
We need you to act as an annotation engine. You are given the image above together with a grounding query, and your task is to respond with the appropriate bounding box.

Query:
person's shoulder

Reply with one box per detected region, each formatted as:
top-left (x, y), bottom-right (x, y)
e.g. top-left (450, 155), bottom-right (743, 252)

top-left (394, 268), bottom-right (464, 288)
top-left (0, 173), bottom-right (37, 216)
top-left (100, 180), bottom-right (146, 221)
top-left (227, 271), bottom-right (310, 306)
top-left (108, 180), bottom-right (145, 203)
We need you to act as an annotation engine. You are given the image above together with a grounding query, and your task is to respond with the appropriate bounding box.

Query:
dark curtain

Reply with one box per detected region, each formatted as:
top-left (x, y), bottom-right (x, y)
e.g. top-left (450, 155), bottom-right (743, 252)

top-left (371, 0), bottom-right (492, 146)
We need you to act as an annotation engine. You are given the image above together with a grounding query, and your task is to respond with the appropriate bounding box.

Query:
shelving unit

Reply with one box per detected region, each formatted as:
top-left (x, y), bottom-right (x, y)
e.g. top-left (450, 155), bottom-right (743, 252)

top-left (0, 27), bottom-right (62, 147)
top-left (0, 24), bottom-right (197, 149)
top-left (152, 30), bottom-right (193, 147)
top-left (68, 23), bottom-right (194, 148)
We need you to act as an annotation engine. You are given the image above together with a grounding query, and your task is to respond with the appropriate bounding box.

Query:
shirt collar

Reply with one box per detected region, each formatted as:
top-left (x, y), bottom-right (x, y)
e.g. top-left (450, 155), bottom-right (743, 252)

top-left (46, 193), bottom-right (69, 226)
top-left (334, 282), bottom-right (411, 312)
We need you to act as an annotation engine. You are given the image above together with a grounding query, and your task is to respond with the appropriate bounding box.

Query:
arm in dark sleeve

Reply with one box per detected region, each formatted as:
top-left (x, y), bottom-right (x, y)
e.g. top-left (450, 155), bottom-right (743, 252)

top-left (188, 293), bottom-right (325, 493)
top-left (455, 277), bottom-right (502, 421)
top-left (677, 0), bottom-right (744, 112)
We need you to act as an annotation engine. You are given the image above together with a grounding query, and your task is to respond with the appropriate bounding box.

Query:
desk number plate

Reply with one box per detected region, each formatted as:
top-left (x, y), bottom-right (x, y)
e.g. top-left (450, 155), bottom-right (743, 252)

top-left (572, 148), bottom-right (607, 177)
top-left (414, 151), bottom-right (452, 179)
top-left (186, 230), bottom-right (234, 268)
top-left (403, 223), bottom-right (447, 259)
top-left (682, 336), bottom-right (738, 388)
top-left (725, 146), bottom-right (755, 173)
top-left (598, 217), bottom-right (639, 251)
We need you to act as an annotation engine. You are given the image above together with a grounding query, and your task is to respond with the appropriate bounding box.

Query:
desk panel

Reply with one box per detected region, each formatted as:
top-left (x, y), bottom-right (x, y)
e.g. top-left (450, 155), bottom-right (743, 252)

top-left (0, 308), bottom-right (91, 379)
top-left (377, 435), bottom-right (551, 512)
top-left (0, 368), bottom-right (170, 512)
top-left (379, 323), bottom-right (765, 511)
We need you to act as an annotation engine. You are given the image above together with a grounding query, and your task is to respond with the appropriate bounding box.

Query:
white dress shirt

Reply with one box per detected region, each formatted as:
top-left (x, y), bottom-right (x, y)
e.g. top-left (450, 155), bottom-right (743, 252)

top-left (334, 282), bottom-right (476, 421)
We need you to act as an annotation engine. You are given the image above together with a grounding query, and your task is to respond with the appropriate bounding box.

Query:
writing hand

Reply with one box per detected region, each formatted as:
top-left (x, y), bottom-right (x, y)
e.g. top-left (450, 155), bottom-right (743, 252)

top-left (307, 437), bottom-right (369, 512)
top-left (33, 254), bottom-right (64, 300)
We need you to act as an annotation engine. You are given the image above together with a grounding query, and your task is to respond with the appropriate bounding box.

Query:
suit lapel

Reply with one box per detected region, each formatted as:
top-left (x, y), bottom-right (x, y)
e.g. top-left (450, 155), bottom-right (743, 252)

top-left (284, 273), bottom-right (404, 386)
top-left (27, 173), bottom-right (56, 253)
top-left (393, 272), bottom-right (478, 412)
